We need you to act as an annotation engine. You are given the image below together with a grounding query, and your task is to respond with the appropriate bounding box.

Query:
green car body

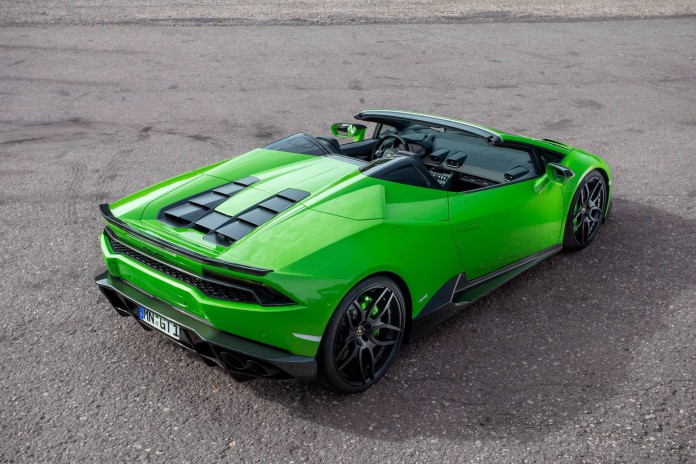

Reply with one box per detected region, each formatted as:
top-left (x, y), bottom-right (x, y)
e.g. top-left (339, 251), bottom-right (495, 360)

top-left (95, 110), bottom-right (612, 388)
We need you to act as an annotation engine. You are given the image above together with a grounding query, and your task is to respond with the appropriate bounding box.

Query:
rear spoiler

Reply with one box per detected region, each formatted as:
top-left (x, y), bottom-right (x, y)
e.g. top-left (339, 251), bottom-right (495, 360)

top-left (99, 203), bottom-right (272, 276)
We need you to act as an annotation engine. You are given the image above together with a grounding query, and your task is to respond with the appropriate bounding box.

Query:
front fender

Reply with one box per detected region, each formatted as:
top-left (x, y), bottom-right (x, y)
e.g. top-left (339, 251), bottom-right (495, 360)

top-left (560, 150), bottom-right (613, 228)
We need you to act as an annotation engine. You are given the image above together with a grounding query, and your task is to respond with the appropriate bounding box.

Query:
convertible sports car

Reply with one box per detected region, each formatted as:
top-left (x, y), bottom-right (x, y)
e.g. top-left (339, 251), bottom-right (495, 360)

top-left (95, 109), bottom-right (611, 393)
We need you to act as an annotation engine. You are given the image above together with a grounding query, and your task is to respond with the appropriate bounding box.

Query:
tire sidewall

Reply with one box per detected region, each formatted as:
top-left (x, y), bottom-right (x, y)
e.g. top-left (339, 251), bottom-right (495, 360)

top-left (563, 170), bottom-right (606, 250)
top-left (318, 276), bottom-right (406, 394)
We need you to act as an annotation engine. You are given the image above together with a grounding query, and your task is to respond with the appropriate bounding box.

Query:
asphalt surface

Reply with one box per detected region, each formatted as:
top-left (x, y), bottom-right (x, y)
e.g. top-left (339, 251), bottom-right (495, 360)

top-left (1, 18), bottom-right (695, 463)
top-left (1, 0), bottom-right (695, 25)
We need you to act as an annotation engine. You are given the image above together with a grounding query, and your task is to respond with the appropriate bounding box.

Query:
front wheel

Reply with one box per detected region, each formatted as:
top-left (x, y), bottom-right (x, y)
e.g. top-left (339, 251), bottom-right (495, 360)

top-left (563, 170), bottom-right (607, 250)
top-left (318, 276), bottom-right (406, 394)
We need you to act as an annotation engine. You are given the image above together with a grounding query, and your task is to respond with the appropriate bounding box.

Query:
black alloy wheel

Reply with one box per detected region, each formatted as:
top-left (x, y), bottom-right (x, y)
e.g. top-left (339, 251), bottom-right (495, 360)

top-left (319, 276), bottom-right (406, 393)
top-left (564, 170), bottom-right (607, 250)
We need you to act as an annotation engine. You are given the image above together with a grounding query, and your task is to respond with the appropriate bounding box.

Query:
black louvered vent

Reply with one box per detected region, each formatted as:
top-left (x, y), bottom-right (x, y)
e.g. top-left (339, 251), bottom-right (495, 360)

top-left (159, 176), bottom-right (259, 228)
top-left (105, 230), bottom-right (294, 305)
top-left (159, 180), bottom-right (309, 248)
top-left (206, 188), bottom-right (310, 246)
top-left (108, 236), bottom-right (257, 303)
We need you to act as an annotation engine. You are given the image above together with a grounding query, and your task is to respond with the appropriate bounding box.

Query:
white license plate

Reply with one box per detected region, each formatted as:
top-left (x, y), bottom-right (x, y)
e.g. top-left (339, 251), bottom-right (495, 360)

top-left (138, 306), bottom-right (180, 340)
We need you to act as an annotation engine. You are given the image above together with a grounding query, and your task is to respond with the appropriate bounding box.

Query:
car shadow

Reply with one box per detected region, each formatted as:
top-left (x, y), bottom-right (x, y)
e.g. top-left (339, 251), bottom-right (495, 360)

top-left (246, 197), bottom-right (696, 441)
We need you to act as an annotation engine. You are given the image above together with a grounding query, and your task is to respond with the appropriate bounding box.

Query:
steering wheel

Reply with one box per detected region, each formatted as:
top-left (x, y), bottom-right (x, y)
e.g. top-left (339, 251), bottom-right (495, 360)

top-left (371, 134), bottom-right (410, 161)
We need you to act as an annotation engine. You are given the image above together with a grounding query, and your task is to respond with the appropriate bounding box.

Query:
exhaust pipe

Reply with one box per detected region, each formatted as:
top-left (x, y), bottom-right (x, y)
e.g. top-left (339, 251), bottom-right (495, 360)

top-left (246, 359), bottom-right (282, 378)
top-left (219, 351), bottom-right (247, 371)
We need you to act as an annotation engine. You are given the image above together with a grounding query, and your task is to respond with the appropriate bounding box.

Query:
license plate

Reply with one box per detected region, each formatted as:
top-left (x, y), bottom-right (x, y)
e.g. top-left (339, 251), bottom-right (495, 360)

top-left (138, 306), bottom-right (180, 340)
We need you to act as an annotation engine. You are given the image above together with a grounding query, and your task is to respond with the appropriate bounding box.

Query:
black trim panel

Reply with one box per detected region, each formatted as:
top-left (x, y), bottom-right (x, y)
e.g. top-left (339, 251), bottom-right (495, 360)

top-left (454, 244), bottom-right (562, 302)
top-left (95, 268), bottom-right (316, 381)
top-left (99, 203), bottom-right (273, 276)
top-left (411, 244), bottom-right (562, 337)
top-left (417, 274), bottom-right (459, 320)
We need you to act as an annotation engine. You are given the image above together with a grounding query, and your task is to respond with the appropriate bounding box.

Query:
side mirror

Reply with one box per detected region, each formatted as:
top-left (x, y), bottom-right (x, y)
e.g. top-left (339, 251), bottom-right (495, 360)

top-left (331, 123), bottom-right (368, 142)
top-left (546, 162), bottom-right (575, 184)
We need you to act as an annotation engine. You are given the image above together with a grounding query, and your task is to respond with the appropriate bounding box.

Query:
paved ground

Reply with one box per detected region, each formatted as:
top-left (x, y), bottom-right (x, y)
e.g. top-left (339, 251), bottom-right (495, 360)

top-left (0, 17), bottom-right (695, 463)
top-left (1, 0), bottom-right (695, 25)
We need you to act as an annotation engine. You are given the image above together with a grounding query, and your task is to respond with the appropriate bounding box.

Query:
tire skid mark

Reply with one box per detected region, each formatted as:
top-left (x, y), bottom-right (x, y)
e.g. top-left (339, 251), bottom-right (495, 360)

top-left (64, 162), bottom-right (86, 226)
top-left (138, 124), bottom-right (230, 154)
top-left (0, 43), bottom-right (146, 56)
top-left (188, 133), bottom-right (228, 153)
top-left (95, 149), bottom-right (132, 205)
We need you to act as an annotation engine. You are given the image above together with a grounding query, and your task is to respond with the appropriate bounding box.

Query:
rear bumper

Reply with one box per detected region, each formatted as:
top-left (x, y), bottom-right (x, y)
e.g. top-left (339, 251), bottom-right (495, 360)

top-left (94, 267), bottom-right (317, 382)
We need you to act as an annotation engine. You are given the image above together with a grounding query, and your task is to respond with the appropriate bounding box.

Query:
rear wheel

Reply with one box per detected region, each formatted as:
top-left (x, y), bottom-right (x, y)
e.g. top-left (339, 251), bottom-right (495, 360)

top-left (318, 276), bottom-right (406, 394)
top-left (563, 170), bottom-right (607, 250)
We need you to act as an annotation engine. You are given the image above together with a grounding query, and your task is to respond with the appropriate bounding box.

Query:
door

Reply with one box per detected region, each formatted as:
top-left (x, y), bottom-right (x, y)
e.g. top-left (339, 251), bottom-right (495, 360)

top-left (448, 175), bottom-right (564, 280)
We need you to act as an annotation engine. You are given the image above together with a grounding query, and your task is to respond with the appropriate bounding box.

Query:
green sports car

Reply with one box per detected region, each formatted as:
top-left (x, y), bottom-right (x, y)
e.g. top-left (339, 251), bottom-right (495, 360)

top-left (95, 109), bottom-right (612, 393)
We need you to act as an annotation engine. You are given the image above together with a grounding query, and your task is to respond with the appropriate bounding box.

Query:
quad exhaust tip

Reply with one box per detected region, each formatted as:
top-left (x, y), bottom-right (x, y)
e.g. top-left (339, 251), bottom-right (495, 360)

top-left (220, 351), bottom-right (282, 378)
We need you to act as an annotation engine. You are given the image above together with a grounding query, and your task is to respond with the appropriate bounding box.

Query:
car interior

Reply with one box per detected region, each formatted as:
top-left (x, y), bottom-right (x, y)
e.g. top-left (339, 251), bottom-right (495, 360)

top-left (265, 117), bottom-right (563, 193)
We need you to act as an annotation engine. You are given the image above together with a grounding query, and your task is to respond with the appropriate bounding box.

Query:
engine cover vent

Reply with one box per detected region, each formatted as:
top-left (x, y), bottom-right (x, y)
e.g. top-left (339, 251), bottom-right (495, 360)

top-left (158, 181), bottom-right (309, 247)
top-left (206, 189), bottom-right (310, 246)
top-left (159, 177), bottom-right (259, 227)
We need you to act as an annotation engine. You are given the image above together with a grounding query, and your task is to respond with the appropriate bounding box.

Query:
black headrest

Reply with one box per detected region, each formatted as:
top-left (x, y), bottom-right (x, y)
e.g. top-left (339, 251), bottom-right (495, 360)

top-left (315, 136), bottom-right (343, 155)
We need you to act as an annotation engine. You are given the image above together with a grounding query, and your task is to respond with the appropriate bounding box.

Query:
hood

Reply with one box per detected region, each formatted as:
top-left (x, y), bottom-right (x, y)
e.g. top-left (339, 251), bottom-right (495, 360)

top-left (110, 148), bottom-right (364, 262)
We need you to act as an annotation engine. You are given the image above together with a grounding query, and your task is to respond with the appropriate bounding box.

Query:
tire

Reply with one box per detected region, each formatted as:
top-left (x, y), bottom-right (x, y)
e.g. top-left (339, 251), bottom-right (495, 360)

top-left (563, 170), bottom-right (607, 250)
top-left (318, 276), bottom-right (406, 394)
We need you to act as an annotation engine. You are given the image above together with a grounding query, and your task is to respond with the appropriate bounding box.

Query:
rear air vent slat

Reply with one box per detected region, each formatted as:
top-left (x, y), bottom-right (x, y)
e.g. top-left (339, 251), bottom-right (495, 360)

top-left (213, 184), bottom-right (244, 197)
top-left (164, 203), bottom-right (209, 225)
top-left (159, 179), bottom-right (309, 248)
top-left (258, 196), bottom-right (294, 213)
top-left (277, 188), bottom-right (311, 202)
top-left (257, 205), bottom-right (276, 214)
top-left (233, 176), bottom-right (260, 187)
top-left (204, 189), bottom-right (309, 246)
top-left (214, 221), bottom-right (256, 242)
top-left (189, 192), bottom-right (228, 209)
top-left (236, 217), bottom-right (257, 227)
top-left (193, 211), bottom-right (231, 233)
top-left (237, 208), bottom-right (276, 226)
top-left (158, 177), bottom-right (259, 228)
